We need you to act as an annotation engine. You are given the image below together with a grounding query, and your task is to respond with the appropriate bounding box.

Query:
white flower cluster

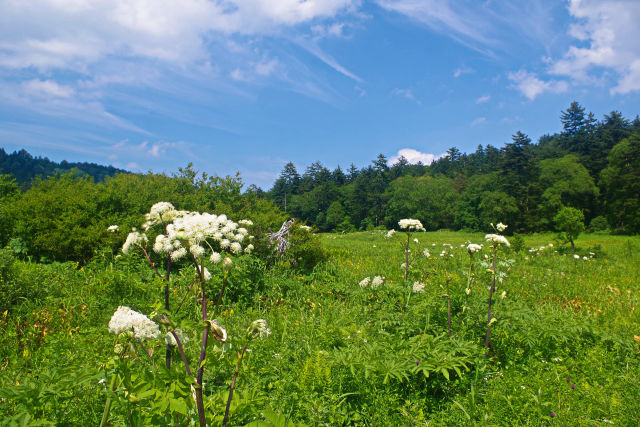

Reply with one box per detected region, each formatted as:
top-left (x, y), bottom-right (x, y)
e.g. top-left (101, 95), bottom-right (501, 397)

top-left (122, 230), bottom-right (148, 254)
top-left (154, 234), bottom-right (186, 260)
top-left (412, 281), bottom-right (425, 293)
top-left (108, 306), bottom-right (160, 340)
top-left (107, 225), bottom-right (119, 232)
top-left (195, 266), bottom-right (212, 281)
top-left (423, 248), bottom-right (431, 257)
top-left (495, 222), bottom-right (508, 232)
top-left (485, 234), bottom-right (510, 248)
top-left (371, 275), bottom-right (385, 288)
top-left (143, 202), bottom-right (185, 230)
top-left (385, 229), bottom-right (395, 238)
top-left (168, 212), bottom-right (252, 257)
top-left (299, 225), bottom-right (311, 231)
top-left (467, 243), bottom-right (482, 254)
top-left (398, 218), bottom-right (425, 231)
top-left (248, 319), bottom-right (271, 339)
top-left (359, 276), bottom-right (385, 288)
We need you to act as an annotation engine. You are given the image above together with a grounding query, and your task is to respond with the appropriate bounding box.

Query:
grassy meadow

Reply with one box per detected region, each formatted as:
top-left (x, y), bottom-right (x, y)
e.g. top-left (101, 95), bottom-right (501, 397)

top-left (1, 230), bottom-right (639, 425)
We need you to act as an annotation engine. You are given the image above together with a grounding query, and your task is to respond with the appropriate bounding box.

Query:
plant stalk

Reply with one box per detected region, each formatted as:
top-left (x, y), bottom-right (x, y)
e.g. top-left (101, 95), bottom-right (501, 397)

top-left (222, 341), bottom-right (249, 427)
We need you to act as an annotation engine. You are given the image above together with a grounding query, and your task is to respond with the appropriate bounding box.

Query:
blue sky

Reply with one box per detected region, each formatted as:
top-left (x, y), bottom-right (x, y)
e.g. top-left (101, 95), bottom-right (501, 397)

top-left (1, 0), bottom-right (640, 189)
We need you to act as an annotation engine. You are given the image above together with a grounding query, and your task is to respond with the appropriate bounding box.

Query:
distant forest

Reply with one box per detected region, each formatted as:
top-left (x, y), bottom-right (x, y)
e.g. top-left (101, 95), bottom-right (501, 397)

top-left (1, 101), bottom-right (639, 262)
top-left (264, 102), bottom-right (640, 234)
top-left (0, 148), bottom-right (126, 188)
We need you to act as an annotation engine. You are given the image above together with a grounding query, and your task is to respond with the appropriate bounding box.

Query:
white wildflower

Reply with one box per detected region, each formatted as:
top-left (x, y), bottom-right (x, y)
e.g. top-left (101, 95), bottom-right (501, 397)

top-left (108, 306), bottom-right (160, 340)
top-left (189, 244), bottom-right (205, 258)
top-left (496, 222), bottom-right (508, 232)
top-left (210, 251), bottom-right (222, 263)
top-left (385, 229), bottom-right (395, 238)
top-left (371, 276), bottom-right (384, 288)
top-left (485, 234), bottom-right (510, 247)
top-left (299, 225), bottom-right (311, 231)
top-left (574, 254), bottom-right (580, 259)
top-left (244, 244), bottom-right (254, 254)
top-left (398, 218), bottom-right (425, 231)
top-left (122, 231), bottom-right (148, 254)
top-left (238, 219), bottom-right (253, 226)
top-left (467, 243), bottom-right (482, 254)
top-left (150, 202), bottom-right (175, 218)
top-left (412, 281), bottom-right (425, 293)
top-left (107, 225), bottom-right (119, 232)
top-left (230, 242), bottom-right (242, 254)
top-left (359, 277), bottom-right (371, 287)
top-left (423, 249), bottom-right (431, 257)
top-left (196, 266), bottom-right (211, 281)
top-left (583, 256), bottom-right (588, 261)
top-left (171, 247), bottom-right (187, 261)
top-left (413, 238), bottom-right (419, 244)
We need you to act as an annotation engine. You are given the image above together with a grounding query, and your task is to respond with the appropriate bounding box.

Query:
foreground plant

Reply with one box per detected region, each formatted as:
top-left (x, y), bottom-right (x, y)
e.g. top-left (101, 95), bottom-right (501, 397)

top-left (484, 222), bottom-right (510, 353)
top-left (103, 202), bottom-right (267, 426)
top-left (397, 219), bottom-right (425, 280)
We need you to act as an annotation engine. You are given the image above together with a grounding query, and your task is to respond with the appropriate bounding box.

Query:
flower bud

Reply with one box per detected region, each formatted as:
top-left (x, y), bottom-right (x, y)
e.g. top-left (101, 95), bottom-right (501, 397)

top-left (207, 319), bottom-right (227, 342)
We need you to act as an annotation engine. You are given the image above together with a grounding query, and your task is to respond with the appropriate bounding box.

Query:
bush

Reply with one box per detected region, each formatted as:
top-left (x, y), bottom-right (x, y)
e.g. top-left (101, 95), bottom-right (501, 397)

top-left (283, 226), bottom-right (329, 273)
top-left (587, 215), bottom-right (609, 233)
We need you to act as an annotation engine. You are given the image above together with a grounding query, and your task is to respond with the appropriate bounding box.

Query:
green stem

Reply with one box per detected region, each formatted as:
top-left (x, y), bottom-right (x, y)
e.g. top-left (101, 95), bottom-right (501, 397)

top-left (99, 374), bottom-right (117, 427)
top-left (484, 249), bottom-right (497, 354)
top-left (222, 341), bottom-right (249, 427)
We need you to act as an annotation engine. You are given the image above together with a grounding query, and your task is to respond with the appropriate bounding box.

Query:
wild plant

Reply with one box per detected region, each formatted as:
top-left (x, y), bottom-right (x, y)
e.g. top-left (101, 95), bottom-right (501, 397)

top-left (482, 222), bottom-right (512, 353)
top-left (102, 202), bottom-right (267, 426)
top-left (394, 218), bottom-right (425, 280)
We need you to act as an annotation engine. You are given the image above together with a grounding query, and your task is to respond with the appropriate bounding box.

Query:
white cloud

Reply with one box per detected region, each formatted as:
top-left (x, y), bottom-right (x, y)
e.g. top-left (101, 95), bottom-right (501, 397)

top-left (0, 1), bottom-right (360, 71)
top-left (453, 66), bottom-right (474, 78)
top-left (375, 0), bottom-right (494, 53)
top-left (22, 79), bottom-right (75, 98)
top-left (391, 88), bottom-right (420, 104)
top-left (470, 117), bottom-right (487, 126)
top-left (549, 0), bottom-right (640, 94)
top-left (508, 70), bottom-right (568, 100)
top-left (475, 95), bottom-right (490, 104)
top-left (389, 148), bottom-right (441, 166)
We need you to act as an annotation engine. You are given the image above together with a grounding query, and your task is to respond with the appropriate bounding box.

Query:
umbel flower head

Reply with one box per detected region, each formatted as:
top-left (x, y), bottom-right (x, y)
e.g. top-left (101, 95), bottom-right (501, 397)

top-left (122, 230), bottom-right (148, 254)
top-left (398, 219), bottom-right (425, 232)
top-left (412, 281), bottom-right (425, 293)
top-left (247, 319), bottom-right (271, 339)
top-left (108, 306), bottom-right (160, 340)
top-left (485, 234), bottom-right (510, 248)
top-left (371, 276), bottom-right (385, 288)
top-left (467, 243), bottom-right (482, 254)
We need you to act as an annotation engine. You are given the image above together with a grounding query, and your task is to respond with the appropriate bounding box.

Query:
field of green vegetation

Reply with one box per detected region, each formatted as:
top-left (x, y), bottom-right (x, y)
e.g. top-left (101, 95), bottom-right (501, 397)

top-left (1, 225), bottom-right (639, 425)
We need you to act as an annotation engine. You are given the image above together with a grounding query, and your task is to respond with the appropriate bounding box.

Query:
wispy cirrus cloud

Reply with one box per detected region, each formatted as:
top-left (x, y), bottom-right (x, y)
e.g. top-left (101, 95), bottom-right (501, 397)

top-left (391, 88), bottom-right (420, 104)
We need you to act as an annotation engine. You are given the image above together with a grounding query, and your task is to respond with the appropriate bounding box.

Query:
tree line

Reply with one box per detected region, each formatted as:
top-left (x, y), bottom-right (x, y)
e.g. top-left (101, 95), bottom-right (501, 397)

top-left (0, 148), bottom-right (126, 189)
top-left (265, 102), bottom-right (640, 234)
